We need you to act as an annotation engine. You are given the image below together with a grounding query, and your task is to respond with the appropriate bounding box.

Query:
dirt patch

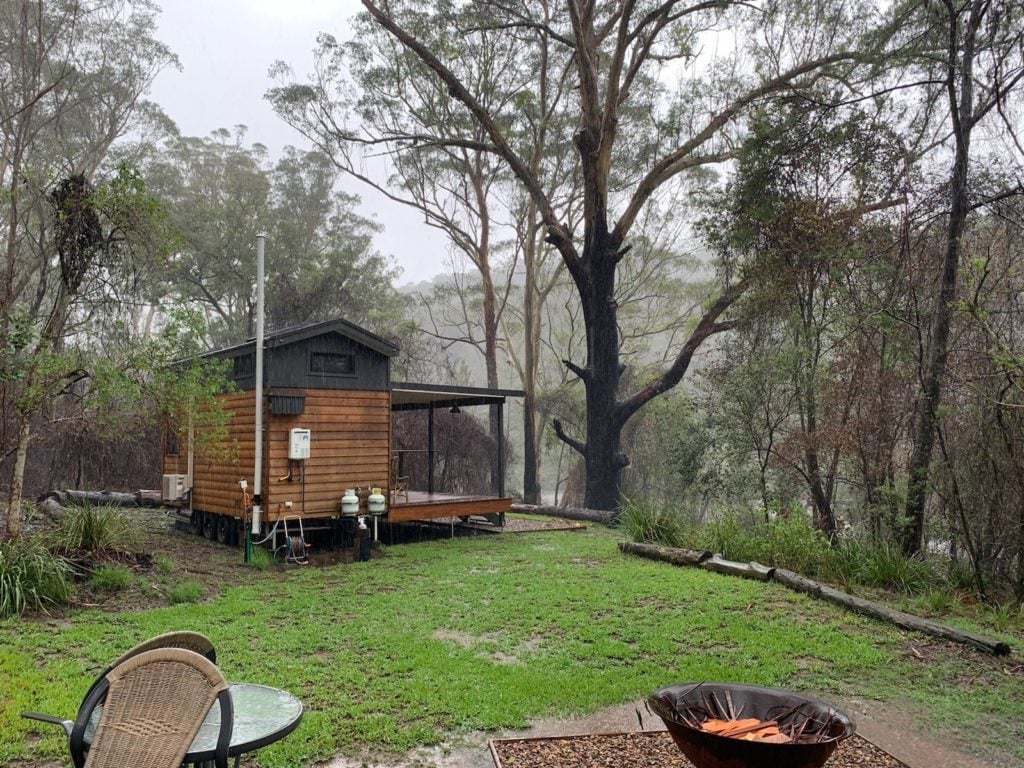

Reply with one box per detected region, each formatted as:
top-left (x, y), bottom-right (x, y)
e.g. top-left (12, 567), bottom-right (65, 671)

top-left (33, 507), bottom-right (260, 616)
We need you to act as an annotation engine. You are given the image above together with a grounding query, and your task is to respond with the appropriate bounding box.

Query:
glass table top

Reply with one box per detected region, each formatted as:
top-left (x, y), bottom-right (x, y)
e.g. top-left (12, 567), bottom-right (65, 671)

top-left (85, 682), bottom-right (303, 756)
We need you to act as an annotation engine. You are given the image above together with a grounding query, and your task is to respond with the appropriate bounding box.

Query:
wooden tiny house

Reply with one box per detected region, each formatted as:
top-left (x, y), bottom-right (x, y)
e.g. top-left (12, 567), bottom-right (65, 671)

top-left (162, 318), bottom-right (521, 546)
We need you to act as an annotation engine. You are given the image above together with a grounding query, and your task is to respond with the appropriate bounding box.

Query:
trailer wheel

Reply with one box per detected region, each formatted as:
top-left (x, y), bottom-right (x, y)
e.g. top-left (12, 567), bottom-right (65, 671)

top-left (203, 512), bottom-right (216, 540)
top-left (216, 515), bottom-right (230, 544)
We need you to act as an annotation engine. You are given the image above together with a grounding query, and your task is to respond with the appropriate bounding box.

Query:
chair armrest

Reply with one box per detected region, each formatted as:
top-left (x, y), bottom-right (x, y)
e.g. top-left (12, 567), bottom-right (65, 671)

top-left (22, 711), bottom-right (73, 736)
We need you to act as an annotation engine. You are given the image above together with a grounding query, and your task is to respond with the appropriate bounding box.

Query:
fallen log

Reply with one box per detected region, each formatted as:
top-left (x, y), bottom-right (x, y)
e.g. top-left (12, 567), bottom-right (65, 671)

top-left (38, 489), bottom-right (165, 508)
top-left (773, 568), bottom-right (1011, 656)
top-left (511, 503), bottom-right (612, 524)
top-left (618, 541), bottom-right (712, 566)
top-left (50, 489), bottom-right (140, 507)
top-left (134, 489), bottom-right (164, 507)
top-left (702, 556), bottom-right (775, 581)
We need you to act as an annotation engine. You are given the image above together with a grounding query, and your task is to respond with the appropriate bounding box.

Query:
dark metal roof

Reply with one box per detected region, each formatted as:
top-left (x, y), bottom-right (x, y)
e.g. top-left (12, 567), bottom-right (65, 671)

top-left (390, 381), bottom-right (525, 411)
top-left (204, 318), bottom-right (400, 358)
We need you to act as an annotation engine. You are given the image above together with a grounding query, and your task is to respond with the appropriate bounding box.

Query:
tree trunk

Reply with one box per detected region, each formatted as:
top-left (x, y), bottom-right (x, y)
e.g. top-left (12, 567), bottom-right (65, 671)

top-left (903, 0), bottom-right (979, 556)
top-left (581, 237), bottom-right (627, 514)
top-left (804, 443), bottom-right (837, 537)
top-left (522, 384), bottom-right (541, 503)
top-left (520, 226), bottom-right (542, 504)
top-left (513, 502), bottom-right (612, 524)
top-left (5, 417), bottom-right (32, 538)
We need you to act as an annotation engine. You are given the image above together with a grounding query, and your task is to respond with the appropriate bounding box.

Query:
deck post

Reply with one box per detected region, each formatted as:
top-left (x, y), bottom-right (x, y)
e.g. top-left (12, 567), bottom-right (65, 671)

top-left (497, 401), bottom-right (504, 497)
top-left (428, 405), bottom-right (435, 494)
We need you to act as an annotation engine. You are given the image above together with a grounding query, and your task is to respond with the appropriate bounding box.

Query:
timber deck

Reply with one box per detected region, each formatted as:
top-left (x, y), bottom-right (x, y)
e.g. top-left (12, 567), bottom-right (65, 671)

top-left (387, 491), bottom-right (512, 523)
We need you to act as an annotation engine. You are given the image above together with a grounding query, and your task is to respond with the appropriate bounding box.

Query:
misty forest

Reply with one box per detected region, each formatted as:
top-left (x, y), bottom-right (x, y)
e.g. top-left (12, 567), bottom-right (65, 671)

top-left (2, 0), bottom-right (1024, 603)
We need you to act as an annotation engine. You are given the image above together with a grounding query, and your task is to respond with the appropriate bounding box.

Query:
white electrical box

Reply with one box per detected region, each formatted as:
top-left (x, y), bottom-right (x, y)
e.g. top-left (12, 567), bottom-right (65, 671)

top-left (288, 428), bottom-right (311, 460)
top-left (161, 474), bottom-right (188, 501)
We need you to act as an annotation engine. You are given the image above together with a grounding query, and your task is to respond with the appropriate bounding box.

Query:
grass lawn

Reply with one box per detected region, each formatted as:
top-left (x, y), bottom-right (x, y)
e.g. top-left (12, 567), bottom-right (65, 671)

top-left (2, 521), bottom-right (1022, 767)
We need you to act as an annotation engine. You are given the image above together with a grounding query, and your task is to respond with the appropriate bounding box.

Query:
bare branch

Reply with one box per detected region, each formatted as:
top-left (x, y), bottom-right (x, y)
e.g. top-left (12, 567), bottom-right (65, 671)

top-left (617, 276), bottom-right (751, 426)
top-left (563, 357), bottom-right (590, 381)
top-left (553, 418), bottom-right (586, 455)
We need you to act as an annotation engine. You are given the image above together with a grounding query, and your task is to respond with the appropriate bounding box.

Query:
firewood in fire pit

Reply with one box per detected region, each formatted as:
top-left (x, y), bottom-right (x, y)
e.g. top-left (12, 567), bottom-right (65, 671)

top-left (699, 717), bottom-right (790, 742)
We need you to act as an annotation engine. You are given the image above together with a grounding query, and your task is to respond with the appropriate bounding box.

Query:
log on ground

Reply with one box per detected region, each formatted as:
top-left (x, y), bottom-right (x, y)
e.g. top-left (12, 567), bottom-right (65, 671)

top-left (511, 503), bottom-right (612, 524)
top-left (44, 489), bottom-right (141, 507)
top-left (772, 568), bottom-right (1011, 656)
top-left (702, 556), bottom-right (775, 581)
top-left (618, 541), bottom-right (712, 566)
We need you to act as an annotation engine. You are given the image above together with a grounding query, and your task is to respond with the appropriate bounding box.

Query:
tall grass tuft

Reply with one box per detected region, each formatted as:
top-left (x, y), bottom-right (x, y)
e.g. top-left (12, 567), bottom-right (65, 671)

top-left (821, 537), bottom-right (866, 589)
top-left (0, 537), bottom-right (72, 617)
top-left (245, 546), bottom-right (273, 570)
top-left (853, 542), bottom-right (938, 594)
top-left (620, 499), bottom-right (693, 547)
top-left (988, 602), bottom-right (1021, 632)
top-left (168, 579), bottom-right (204, 604)
top-left (90, 564), bottom-right (133, 592)
top-left (54, 505), bottom-right (139, 555)
top-left (698, 512), bottom-right (831, 575)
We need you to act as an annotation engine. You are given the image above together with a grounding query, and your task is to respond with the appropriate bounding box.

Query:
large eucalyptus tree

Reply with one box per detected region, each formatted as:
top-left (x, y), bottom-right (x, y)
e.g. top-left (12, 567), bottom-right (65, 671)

top-left (899, 0), bottom-right (1024, 555)
top-left (336, 0), bottom-right (887, 512)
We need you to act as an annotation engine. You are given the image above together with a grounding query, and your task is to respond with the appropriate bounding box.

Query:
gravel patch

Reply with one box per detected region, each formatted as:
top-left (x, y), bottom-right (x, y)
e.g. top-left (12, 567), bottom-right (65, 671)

top-left (490, 731), bottom-right (907, 768)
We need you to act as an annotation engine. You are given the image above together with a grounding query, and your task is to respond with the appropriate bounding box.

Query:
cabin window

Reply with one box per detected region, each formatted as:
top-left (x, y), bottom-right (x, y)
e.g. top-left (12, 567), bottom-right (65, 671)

top-left (310, 352), bottom-right (355, 376)
top-left (233, 354), bottom-right (255, 379)
top-left (166, 429), bottom-right (179, 456)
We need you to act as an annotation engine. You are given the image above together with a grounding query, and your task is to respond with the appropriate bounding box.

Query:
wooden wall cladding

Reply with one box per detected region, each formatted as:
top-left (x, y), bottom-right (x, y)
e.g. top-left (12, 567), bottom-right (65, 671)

top-left (189, 390), bottom-right (256, 516)
top-left (264, 388), bottom-right (391, 518)
top-left (162, 388), bottom-right (391, 520)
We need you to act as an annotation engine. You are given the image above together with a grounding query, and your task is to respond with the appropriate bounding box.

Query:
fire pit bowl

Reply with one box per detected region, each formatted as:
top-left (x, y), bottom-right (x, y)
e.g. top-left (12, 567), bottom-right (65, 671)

top-left (648, 682), bottom-right (855, 768)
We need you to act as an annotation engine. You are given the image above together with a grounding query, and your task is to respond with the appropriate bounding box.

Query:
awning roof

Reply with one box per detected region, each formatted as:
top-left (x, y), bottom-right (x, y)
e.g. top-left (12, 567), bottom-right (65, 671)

top-left (390, 382), bottom-right (524, 411)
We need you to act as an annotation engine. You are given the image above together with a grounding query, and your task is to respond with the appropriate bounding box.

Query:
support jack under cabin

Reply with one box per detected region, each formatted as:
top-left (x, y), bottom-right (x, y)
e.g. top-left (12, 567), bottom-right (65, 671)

top-left (161, 318), bottom-right (521, 549)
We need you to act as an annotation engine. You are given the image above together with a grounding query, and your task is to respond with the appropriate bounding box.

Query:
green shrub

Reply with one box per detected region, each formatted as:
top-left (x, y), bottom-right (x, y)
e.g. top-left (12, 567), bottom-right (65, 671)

top-left (620, 499), bottom-right (693, 547)
top-left (855, 542), bottom-right (938, 594)
top-left (167, 580), bottom-right (204, 604)
top-left (0, 537), bottom-right (72, 617)
top-left (154, 554), bottom-right (174, 576)
top-left (90, 564), bottom-right (132, 592)
top-left (759, 515), bottom-right (829, 574)
top-left (821, 538), bottom-right (866, 589)
top-left (698, 511), bottom-right (752, 558)
top-left (947, 558), bottom-right (978, 592)
top-left (55, 505), bottom-right (139, 554)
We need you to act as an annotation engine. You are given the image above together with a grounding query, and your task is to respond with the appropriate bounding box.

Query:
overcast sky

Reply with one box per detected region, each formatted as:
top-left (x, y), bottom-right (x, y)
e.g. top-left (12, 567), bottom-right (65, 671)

top-left (149, 0), bottom-right (449, 286)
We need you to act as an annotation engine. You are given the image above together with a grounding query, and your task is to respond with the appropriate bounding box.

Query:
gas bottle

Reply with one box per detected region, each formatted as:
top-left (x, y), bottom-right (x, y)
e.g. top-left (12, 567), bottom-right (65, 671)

top-left (341, 489), bottom-right (359, 516)
top-left (367, 487), bottom-right (386, 514)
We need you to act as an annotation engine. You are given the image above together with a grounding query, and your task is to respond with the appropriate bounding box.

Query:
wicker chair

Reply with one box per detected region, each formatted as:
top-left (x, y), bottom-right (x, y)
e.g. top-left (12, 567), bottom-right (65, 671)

top-left (107, 630), bottom-right (217, 668)
top-left (22, 631), bottom-right (217, 757)
top-left (74, 647), bottom-right (233, 768)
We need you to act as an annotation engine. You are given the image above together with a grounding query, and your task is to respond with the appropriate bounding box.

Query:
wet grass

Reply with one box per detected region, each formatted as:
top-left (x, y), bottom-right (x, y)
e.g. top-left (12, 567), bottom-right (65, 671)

top-left (2, 525), bottom-right (1022, 767)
